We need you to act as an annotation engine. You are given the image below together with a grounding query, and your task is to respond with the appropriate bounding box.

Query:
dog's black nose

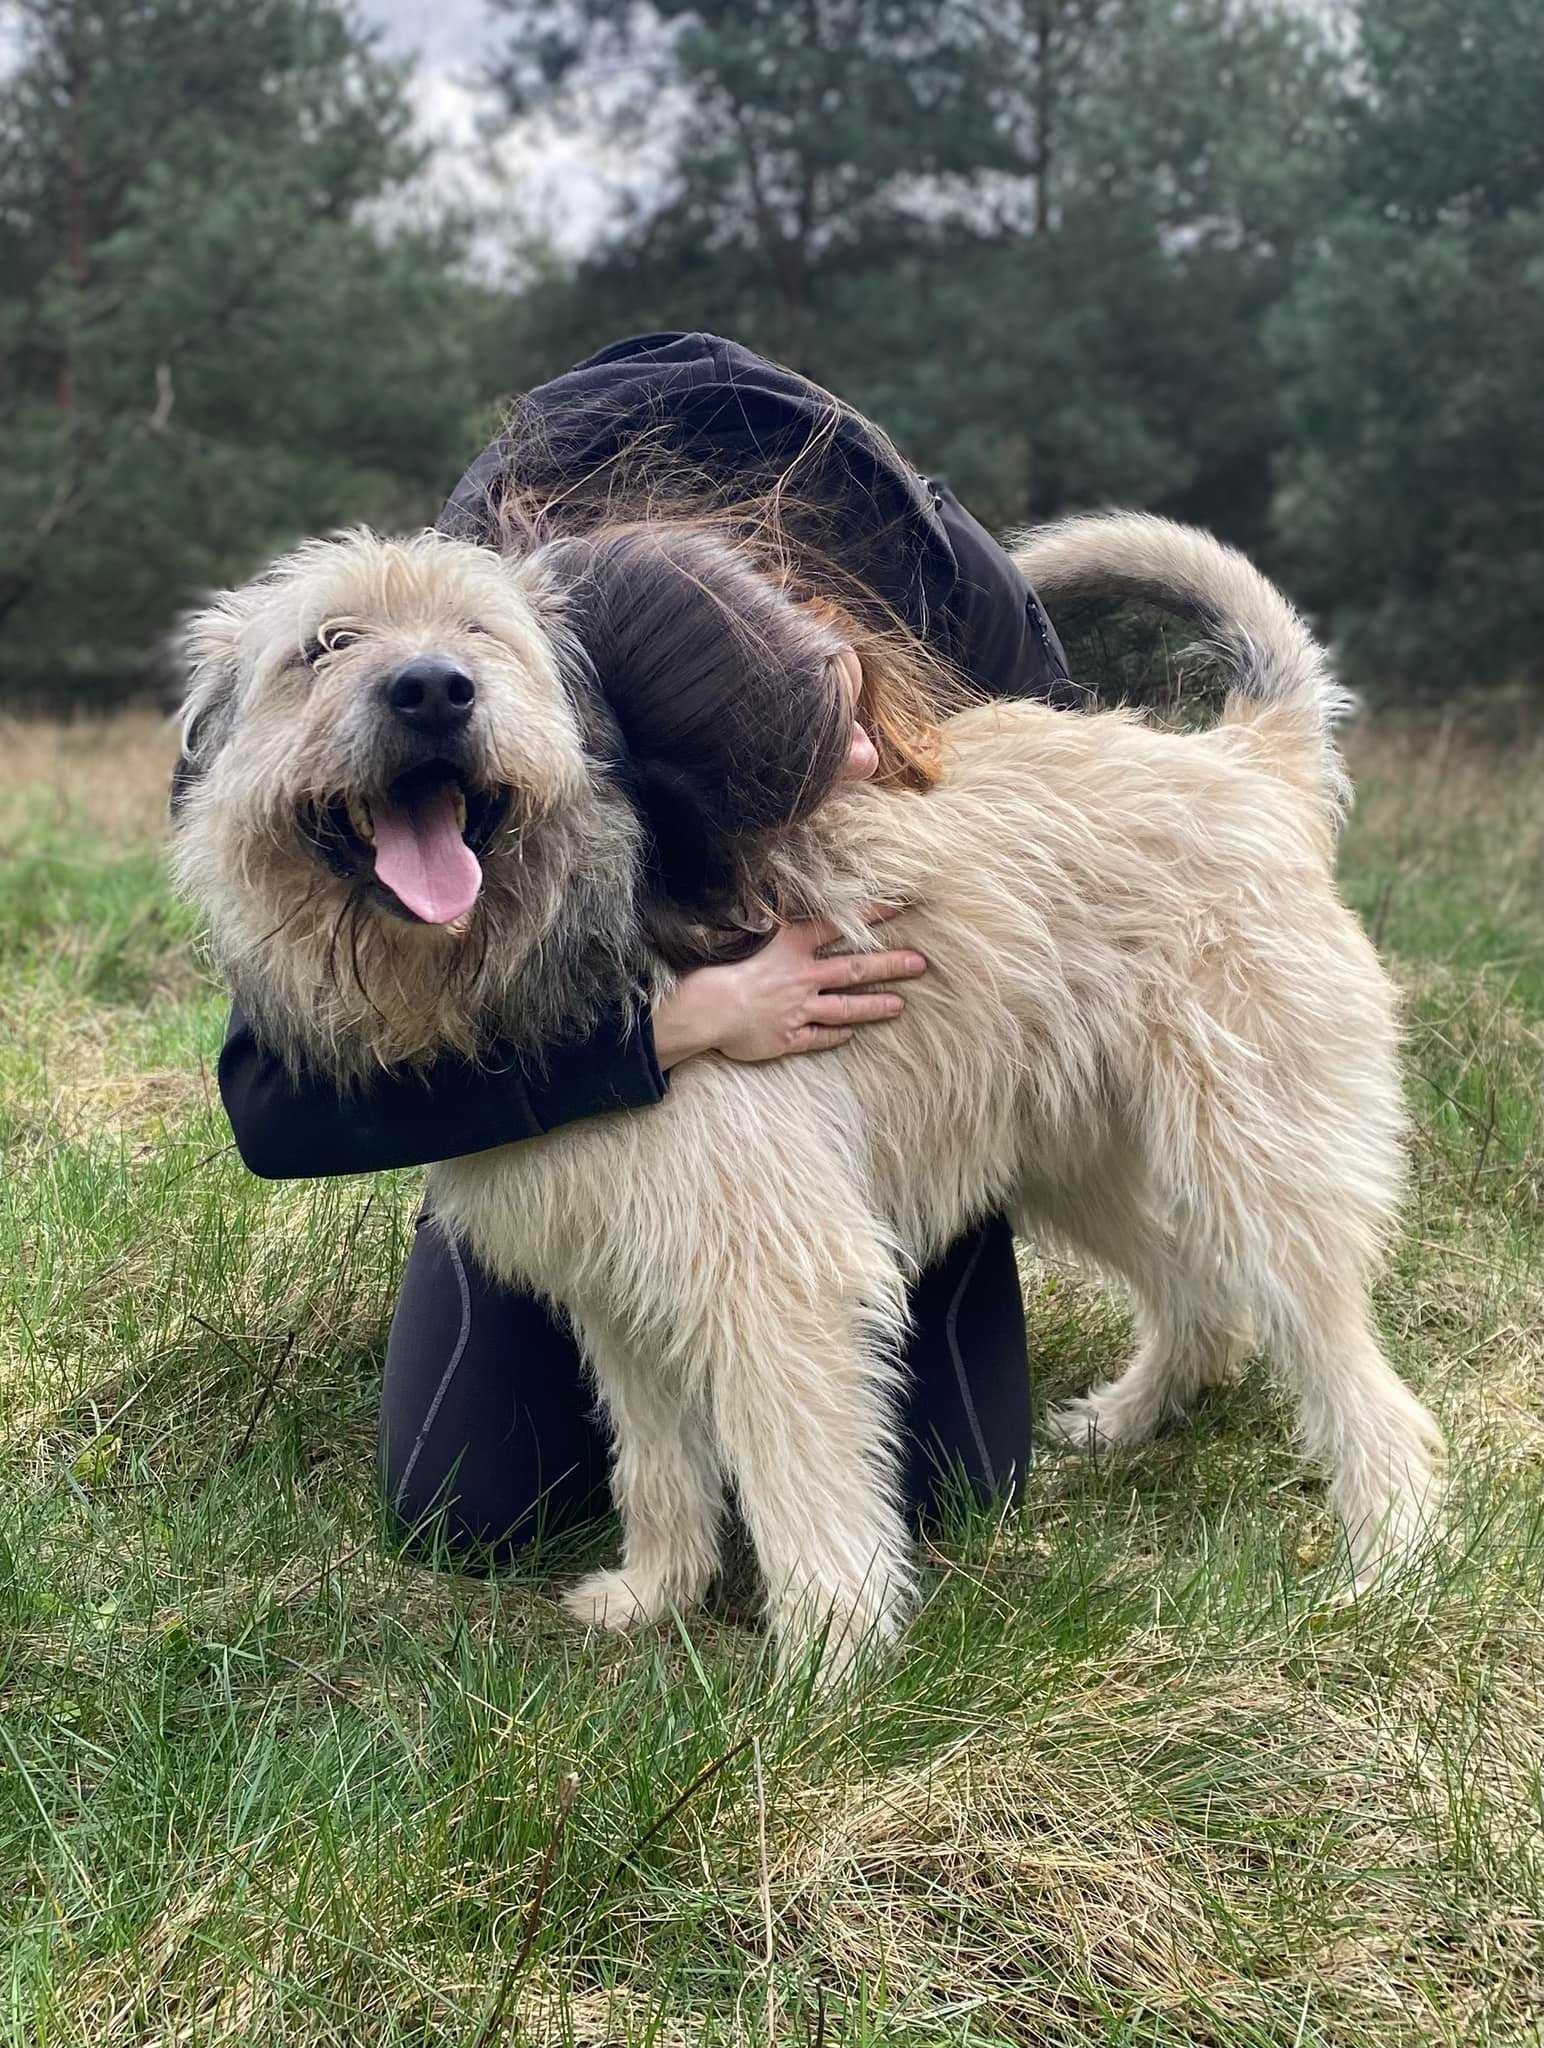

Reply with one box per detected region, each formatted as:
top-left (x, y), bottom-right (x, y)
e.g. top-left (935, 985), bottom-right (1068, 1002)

top-left (384, 658), bottom-right (476, 735)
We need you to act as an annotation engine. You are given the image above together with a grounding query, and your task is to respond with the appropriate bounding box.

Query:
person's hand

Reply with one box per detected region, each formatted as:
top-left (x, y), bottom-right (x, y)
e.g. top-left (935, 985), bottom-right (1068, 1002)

top-left (652, 908), bottom-right (925, 1070)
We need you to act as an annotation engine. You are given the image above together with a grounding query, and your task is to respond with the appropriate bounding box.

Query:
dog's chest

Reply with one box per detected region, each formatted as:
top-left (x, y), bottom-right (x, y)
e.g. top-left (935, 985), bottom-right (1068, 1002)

top-left (425, 1138), bottom-right (601, 1298)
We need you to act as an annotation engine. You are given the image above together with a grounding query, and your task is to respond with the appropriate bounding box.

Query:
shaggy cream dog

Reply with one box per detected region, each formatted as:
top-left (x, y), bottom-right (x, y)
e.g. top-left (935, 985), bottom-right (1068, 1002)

top-left (172, 511), bottom-right (1443, 1679)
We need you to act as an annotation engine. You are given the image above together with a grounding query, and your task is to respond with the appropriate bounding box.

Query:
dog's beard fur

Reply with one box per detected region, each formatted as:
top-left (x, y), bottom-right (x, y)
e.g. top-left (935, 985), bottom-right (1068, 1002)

top-left (174, 512), bottom-right (1445, 1683)
top-left (200, 777), bottom-right (649, 1082)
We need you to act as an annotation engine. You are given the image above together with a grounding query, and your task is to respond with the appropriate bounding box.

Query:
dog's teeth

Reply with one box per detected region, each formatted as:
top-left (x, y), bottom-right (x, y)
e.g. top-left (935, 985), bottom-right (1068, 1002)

top-left (452, 789), bottom-right (468, 835)
top-left (347, 796), bottom-right (374, 844)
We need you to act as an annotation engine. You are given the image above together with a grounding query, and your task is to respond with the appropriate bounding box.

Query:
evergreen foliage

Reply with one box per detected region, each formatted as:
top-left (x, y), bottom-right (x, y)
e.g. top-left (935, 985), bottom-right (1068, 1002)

top-left (2, 0), bottom-right (1537, 700)
top-left (0, 0), bottom-right (501, 700)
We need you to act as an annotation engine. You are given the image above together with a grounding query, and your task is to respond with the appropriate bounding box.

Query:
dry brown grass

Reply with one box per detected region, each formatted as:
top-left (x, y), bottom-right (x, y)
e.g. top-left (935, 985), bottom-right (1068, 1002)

top-left (0, 705), bottom-right (179, 846)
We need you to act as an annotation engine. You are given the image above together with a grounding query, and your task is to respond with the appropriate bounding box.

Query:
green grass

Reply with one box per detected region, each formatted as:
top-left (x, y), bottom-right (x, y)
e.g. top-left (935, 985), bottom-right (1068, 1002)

top-left (2, 706), bottom-right (1542, 2046)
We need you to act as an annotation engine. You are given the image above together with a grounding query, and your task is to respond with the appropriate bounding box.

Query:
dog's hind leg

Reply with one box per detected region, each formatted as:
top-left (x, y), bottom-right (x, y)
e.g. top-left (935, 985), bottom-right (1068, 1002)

top-left (1036, 1141), bottom-right (1442, 1585)
top-left (1045, 1286), bottom-right (1250, 1452)
top-left (1026, 1155), bottom-right (1249, 1451)
top-left (1152, 1041), bottom-right (1443, 1584)
top-left (562, 1322), bottom-right (724, 1634)
top-left (1247, 1263), bottom-right (1443, 1589)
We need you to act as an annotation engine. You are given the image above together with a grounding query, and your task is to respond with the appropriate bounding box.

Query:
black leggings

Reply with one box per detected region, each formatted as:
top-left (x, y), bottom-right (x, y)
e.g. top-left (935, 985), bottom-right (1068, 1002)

top-left (379, 1211), bottom-right (1032, 1564)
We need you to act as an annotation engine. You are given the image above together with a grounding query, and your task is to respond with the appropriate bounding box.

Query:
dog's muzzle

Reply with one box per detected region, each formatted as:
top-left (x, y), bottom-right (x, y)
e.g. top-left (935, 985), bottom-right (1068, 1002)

top-left (298, 661), bottom-right (511, 928)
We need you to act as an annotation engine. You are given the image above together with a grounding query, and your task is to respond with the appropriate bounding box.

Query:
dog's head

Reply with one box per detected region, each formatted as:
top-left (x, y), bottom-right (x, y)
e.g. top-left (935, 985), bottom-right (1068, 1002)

top-left (171, 523), bottom-right (862, 1080)
top-left (171, 528), bottom-right (652, 1077)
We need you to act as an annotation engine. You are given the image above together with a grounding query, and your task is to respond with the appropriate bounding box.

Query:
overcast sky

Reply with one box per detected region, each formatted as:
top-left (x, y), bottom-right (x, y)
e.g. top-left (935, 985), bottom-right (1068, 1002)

top-left (0, 0), bottom-right (656, 271)
top-left (357, 0), bottom-right (640, 271)
top-left (360, 0), bottom-right (492, 70)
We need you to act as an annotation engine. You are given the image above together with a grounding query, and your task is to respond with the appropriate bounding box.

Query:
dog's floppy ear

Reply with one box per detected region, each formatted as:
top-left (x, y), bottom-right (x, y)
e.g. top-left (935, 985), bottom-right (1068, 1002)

top-left (169, 595), bottom-right (247, 821)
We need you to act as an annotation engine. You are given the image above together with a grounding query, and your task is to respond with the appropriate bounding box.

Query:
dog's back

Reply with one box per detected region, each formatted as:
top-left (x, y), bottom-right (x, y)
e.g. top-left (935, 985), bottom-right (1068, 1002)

top-left (789, 694), bottom-right (1393, 1254)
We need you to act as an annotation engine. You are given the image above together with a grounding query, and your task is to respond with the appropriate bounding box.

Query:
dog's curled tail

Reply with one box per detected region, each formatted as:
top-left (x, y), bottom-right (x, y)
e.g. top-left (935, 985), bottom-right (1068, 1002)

top-left (1009, 511), bottom-right (1353, 828)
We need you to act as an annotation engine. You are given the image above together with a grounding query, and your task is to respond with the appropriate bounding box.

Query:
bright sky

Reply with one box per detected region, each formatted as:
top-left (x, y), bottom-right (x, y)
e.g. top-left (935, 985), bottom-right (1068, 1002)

top-left (359, 0), bottom-right (491, 70)
top-left (357, 0), bottom-right (647, 273)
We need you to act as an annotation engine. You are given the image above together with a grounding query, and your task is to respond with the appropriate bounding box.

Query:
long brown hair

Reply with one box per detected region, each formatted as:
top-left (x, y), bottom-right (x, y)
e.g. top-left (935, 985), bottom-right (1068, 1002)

top-left (479, 384), bottom-right (978, 795)
top-left (539, 519), bottom-right (856, 922)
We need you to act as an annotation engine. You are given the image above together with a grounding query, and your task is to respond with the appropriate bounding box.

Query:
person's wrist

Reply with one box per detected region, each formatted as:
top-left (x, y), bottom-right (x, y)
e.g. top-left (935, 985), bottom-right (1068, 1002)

top-left (652, 965), bottom-right (736, 1072)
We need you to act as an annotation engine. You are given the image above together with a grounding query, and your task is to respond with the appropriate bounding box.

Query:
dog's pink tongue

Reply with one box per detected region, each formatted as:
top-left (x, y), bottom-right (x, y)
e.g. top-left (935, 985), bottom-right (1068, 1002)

top-left (371, 786), bottom-right (482, 925)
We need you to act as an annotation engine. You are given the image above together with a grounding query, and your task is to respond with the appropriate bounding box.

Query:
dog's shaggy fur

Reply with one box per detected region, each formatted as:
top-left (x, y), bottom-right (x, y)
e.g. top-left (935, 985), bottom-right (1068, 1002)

top-left (173, 511), bottom-right (1443, 1679)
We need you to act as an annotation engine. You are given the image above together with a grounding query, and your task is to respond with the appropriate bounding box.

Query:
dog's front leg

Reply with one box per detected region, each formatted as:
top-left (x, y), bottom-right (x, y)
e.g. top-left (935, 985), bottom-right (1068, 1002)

top-left (708, 1279), bottom-right (916, 1687)
top-left (562, 1320), bottom-right (723, 1634)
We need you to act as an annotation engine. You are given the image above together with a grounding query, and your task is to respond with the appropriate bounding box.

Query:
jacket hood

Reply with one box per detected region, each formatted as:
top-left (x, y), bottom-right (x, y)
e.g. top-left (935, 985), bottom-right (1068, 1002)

top-left (439, 330), bottom-right (959, 639)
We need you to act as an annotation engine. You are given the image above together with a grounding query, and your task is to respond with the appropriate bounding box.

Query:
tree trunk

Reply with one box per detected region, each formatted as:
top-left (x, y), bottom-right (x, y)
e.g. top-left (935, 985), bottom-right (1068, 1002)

top-left (1033, 0), bottom-right (1052, 236)
top-left (57, 11), bottom-right (90, 413)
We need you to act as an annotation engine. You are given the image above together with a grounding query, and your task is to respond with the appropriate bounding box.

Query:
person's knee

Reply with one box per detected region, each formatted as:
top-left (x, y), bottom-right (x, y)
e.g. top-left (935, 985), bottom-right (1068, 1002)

top-left (379, 1431), bottom-right (607, 1573)
top-left (901, 1211), bottom-right (1033, 1525)
top-left (378, 1219), bottom-right (609, 1570)
top-left (379, 1450), bottom-right (512, 1573)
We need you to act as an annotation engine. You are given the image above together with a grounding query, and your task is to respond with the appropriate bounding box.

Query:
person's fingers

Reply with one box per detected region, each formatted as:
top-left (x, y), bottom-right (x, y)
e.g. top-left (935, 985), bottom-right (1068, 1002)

top-left (815, 946), bottom-right (926, 990)
top-left (806, 991), bottom-right (905, 1027)
top-left (792, 1025), bottom-right (855, 1055)
top-left (794, 903), bottom-right (913, 954)
top-left (792, 916), bottom-right (845, 955)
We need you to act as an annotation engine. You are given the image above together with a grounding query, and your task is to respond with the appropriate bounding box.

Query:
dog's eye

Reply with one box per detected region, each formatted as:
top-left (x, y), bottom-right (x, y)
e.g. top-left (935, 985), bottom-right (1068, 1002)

top-left (462, 620), bottom-right (489, 637)
top-left (302, 630), bottom-right (360, 668)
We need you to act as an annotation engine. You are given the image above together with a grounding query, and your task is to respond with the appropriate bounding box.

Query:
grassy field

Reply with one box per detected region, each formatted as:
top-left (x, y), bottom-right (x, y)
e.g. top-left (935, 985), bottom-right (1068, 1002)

top-left (1, 703), bottom-right (1541, 2047)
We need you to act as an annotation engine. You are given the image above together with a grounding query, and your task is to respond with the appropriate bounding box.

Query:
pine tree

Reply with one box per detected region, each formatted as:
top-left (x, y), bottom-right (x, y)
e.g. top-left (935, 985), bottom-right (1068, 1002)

top-left (1270, 0), bottom-right (1544, 691)
top-left (485, 0), bottom-right (1341, 551)
top-left (0, 0), bottom-right (497, 701)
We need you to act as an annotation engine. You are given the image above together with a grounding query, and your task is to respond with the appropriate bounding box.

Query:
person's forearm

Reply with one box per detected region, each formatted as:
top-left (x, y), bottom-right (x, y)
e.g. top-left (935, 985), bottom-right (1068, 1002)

top-left (218, 1001), bottom-right (667, 1180)
top-left (221, 919), bottom-right (926, 1181)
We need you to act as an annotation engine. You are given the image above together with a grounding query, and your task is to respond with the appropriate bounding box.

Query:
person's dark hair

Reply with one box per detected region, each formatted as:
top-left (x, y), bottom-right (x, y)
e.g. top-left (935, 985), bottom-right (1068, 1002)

top-left (453, 375), bottom-right (981, 966)
top-left (483, 389), bottom-right (978, 795)
top-left (542, 522), bottom-right (852, 955)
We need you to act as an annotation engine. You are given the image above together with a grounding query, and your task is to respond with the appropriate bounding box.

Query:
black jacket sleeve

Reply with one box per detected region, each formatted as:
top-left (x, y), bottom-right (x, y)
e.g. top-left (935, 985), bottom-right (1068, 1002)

top-left (218, 1001), bottom-right (667, 1181)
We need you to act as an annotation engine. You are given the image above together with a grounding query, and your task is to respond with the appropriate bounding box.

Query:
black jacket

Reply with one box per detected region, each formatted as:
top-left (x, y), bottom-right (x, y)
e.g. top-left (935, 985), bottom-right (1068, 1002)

top-left (219, 332), bottom-right (1072, 1180)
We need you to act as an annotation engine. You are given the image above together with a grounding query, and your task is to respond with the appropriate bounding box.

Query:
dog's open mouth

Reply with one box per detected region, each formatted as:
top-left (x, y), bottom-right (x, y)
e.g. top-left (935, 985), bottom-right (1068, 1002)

top-left (301, 763), bottom-right (511, 927)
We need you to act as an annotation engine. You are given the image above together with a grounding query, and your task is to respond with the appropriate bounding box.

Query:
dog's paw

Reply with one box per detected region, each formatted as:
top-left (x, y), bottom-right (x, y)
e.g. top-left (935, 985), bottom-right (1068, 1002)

top-left (1044, 1385), bottom-right (1156, 1452)
top-left (561, 1568), bottom-right (671, 1634)
top-left (769, 1585), bottom-right (907, 1692)
top-left (1331, 1421), bottom-right (1447, 1599)
top-left (1345, 1489), bottom-right (1446, 1599)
